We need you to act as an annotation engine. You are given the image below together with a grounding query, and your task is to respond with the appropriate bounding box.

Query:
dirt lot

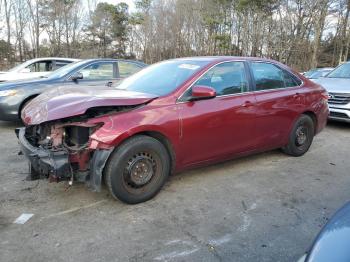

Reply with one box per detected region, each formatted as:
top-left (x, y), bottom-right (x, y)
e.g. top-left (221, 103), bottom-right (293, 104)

top-left (0, 120), bottom-right (349, 262)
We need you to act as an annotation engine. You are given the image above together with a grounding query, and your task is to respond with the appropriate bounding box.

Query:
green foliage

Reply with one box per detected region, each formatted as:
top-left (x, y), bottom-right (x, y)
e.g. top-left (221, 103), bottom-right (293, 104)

top-left (214, 34), bottom-right (231, 50)
top-left (237, 0), bottom-right (278, 12)
top-left (0, 40), bottom-right (14, 60)
top-left (87, 2), bottom-right (129, 57)
top-left (135, 0), bottom-right (152, 12)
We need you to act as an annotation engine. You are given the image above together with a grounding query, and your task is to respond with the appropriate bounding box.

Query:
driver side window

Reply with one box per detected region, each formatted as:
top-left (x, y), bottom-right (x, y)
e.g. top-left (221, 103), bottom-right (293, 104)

top-left (78, 62), bottom-right (114, 80)
top-left (186, 61), bottom-right (248, 98)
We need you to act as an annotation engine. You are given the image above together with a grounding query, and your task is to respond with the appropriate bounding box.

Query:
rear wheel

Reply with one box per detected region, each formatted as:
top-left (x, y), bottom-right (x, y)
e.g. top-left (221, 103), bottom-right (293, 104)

top-left (105, 135), bottom-right (170, 204)
top-left (282, 114), bottom-right (314, 156)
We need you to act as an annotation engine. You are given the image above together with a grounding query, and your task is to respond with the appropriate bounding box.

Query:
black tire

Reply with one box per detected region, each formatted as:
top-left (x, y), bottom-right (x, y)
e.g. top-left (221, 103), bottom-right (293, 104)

top-left (104, 135), bottom-right (170, 204)
top-left (282, 114), bottom-right (314, 157)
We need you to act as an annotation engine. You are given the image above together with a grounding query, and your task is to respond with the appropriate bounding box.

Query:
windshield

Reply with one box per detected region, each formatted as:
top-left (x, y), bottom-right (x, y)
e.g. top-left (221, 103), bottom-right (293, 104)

top-left (114, 60), bottom-right (209, 96)
top-left (309, 70), bottom-right (330, 79)
top-left (45, 60), bottom-right (87, 79)
top-left (327, 63), bottom-right (350, 78)
top-left (304, 69), bottom-right (318, 78)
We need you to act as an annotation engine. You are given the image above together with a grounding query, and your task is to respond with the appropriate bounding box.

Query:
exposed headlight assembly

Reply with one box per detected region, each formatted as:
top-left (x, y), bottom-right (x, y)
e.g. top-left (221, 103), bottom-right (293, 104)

top-left (0, 90), bottom-right (18, 97)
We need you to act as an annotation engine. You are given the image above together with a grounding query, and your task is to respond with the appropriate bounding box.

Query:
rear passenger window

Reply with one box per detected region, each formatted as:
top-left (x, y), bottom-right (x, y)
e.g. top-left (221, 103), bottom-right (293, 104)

top-left (251, 62), bottom-right (299, 91)
top-left (194, 61), bottom-right (249, 96)
top-left (118, 61), bottom-right (142, 78)
top-left (54, 61), bottom-right (71, 70)
top-left (26, 61), bottom-right (53, 72)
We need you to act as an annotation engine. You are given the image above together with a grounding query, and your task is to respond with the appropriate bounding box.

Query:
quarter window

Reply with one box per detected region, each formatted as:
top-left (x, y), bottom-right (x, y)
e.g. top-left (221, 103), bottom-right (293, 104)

top-left (78, 62), bottom-right (114, 80)
top-left (193, 62), bottom-right (249, 96)
top-left (251, 62), bottom-right (299, 91)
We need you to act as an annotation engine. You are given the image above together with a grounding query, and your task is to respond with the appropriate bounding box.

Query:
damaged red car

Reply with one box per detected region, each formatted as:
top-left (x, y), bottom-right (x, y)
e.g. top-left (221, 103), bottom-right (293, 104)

top-left (17, 57), bottom-right (329, 204)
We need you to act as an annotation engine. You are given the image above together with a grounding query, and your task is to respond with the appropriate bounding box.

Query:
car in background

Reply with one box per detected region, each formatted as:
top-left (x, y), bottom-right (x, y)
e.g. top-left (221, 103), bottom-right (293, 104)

top-left (313, 62), bottom-right (350, 122)
top-left (298, 201), bottom-right (350, 262)
top-left (18, 56), bottom-right (329, 204)
top-left (0, 57), bottom-right (79, 82)
top-left (303, 67), bottom-right (334, 79)
top-left (0, 59), bottom-right (146, 121)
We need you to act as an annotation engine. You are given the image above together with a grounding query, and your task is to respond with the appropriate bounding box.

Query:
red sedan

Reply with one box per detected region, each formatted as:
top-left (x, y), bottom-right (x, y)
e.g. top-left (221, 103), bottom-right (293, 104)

top-left (18, 57), bottom-right (329, 204)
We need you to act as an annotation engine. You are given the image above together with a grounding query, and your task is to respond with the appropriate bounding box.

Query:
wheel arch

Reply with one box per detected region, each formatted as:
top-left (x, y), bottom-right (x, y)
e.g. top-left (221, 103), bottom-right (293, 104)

top-left (18, 94), bottom-right (39, 118)
top-left (302, 111), bottom-right (317, 135)
top-left (128, 130), bottom-right (177, 174)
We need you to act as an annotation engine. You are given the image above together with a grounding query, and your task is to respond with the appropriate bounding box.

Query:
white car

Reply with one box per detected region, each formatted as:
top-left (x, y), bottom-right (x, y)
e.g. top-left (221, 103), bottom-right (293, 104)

top-left (0, 57), bottom-right (80, 82)
top-left (313, 62), bottom-right (350, 122)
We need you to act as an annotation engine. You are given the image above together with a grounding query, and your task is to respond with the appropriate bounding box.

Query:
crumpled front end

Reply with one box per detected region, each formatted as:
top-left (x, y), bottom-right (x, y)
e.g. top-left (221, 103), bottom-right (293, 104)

top-left (16, 120), bottom-right (113, 191)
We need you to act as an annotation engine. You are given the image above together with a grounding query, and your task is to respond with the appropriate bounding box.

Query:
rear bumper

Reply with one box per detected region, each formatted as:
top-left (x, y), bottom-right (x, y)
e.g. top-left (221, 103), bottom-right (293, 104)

top-left (16, 127), bottom-right (71, 180)
top-left (328, 106), bottom-right (350, 123)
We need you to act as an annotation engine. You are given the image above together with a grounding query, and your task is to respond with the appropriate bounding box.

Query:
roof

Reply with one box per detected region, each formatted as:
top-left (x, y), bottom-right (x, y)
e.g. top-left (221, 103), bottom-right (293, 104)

top-left (25, 57), bottom-right (80, 62)
top-left (170, 56), bottom-right (277, 63)
top-left (82, 58), bottom-right (147, 65)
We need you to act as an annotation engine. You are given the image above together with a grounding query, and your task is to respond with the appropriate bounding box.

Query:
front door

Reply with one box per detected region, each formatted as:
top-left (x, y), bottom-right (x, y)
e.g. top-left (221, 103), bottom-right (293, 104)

top-left (69, 61), bottom-right (118, 87)
top-left (178, 61), bottom-right (257, 166)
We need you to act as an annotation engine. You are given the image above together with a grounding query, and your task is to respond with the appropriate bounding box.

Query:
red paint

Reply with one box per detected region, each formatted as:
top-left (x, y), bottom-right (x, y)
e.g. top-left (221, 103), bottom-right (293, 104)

top-left (191, 85), bottom-right (216, 99)
top-left (23, 57), bottom-right (329, 173)
top-left (22, 86), bottom-right (157, 125)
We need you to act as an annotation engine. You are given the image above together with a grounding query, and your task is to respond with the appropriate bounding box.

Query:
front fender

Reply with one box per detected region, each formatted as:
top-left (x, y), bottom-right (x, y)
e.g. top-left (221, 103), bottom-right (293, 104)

top-left (88, 106), bottom-right (180, 150)
top-left (88, 148), bottom-right (114, 192)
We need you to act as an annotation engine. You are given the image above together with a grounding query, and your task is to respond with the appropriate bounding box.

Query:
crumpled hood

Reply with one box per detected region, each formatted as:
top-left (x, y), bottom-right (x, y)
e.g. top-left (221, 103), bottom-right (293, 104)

top-left (313, 77), bottom-right (350, 93)
top-left (22, 85), bottom-right (158, 125)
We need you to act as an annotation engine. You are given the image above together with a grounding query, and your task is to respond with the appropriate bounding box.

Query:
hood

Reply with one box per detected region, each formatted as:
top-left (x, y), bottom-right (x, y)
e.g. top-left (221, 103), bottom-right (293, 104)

top-left (22, 85), bottom-right (158, 125)
top-left (0, 76), bottom-right (53, 90)
top-left (313, 77), bottom-right (350, 93)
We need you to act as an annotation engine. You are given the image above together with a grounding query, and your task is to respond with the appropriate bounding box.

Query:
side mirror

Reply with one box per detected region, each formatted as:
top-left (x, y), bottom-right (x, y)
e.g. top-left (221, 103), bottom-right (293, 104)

top-left (20, 68), bottom-right (31, 73)
top-left (189, 85), bottom-right (216, 101)
top-left (70, 72), bottom-right (83, 81)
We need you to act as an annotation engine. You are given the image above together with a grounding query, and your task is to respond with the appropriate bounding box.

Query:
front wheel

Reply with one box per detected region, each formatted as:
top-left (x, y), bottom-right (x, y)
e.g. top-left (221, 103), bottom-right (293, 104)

top-left (282, 114), bottom-right (314, 157)
top-left (104, 135), bottom-right (170, 204)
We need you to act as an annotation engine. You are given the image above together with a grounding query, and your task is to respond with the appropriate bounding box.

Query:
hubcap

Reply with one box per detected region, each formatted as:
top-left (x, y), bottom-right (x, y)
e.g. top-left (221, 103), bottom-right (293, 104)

top-left (296, 126), bottom-right (307, 146)
top-left (124, 152), bottom-right (156, 188)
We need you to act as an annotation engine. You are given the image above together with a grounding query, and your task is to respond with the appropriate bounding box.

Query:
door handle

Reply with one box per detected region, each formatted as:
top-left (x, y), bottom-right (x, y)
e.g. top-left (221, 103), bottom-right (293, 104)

top-left (106, 81), bottom-right (113, 87)
top-left (241, 101), bottom-right (253, 107)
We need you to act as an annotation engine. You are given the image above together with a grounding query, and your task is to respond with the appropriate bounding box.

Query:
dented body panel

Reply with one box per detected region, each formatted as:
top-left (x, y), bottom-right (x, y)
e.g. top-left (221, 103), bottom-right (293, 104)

top-left (22, 86), bottom-right (157, 125)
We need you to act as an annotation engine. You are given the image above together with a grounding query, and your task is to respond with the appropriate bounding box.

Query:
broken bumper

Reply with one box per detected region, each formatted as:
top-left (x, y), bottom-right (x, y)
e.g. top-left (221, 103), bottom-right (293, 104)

top-left (16, 127), bottom-right (71, 180)
top-left (16, 127), bottom-right (113, 191)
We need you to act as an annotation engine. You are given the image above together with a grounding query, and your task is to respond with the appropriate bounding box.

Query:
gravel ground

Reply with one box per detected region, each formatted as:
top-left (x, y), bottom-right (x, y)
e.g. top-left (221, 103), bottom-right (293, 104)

top-left (0, 120), bottom-right (349, 262)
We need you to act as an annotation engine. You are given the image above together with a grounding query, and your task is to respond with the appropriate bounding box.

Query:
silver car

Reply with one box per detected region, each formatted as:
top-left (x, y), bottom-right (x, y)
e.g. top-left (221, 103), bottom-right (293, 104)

top-left (0, 57), bottom-right (80, 82)
top-left (313, 62), bottom-right (350, 122)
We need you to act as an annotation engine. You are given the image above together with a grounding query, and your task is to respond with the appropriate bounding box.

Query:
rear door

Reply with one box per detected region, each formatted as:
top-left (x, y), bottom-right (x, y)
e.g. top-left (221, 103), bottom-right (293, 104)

top-left (117, 61), bottom-right (143, 78)
top-left (53, 60), bottom-right (74, 71)
top-left (249, 61), bottom-right (304, 149)
top-left (25, 60), bottom-right (53, 78)
top-left (178, 61), bottom-right (257, 166)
